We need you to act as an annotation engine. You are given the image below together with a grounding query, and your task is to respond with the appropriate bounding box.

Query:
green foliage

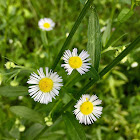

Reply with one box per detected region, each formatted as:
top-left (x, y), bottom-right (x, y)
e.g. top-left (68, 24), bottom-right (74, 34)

top-left (117, 8), bottom-right (134, 23)
top-left (10, 106), bottom-right (44, 124)
top-left (0, 0), bottom-right (140, 139)
top-left (0, 86), bottom-right (28, 97)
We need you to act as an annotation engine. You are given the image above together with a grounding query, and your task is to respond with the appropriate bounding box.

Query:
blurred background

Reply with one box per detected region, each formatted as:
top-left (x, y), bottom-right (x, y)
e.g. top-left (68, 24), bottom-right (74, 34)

top-left (0, 0), bottom-right (140, 139)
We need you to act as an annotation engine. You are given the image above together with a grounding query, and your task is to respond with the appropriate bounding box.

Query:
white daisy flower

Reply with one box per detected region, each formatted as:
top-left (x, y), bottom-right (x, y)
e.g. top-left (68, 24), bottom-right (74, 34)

top-left (27, 67), bottom-right (63, 104)
top-left (74, 94), bottom-right (103, 125)
top-left (61, 48), bottom-right (91, 75)
top-left (38, 18), bottom-right (55, 31)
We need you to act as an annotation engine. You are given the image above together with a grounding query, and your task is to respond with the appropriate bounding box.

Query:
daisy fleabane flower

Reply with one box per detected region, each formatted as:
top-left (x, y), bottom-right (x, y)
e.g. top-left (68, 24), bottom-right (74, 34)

top-left (38, 18), bottom-right (55, 31)
top-left (74, 94), bottom-right (103, 125)
top-left (61, 48), bottom-right (91, 75)
top-left (27, 67), bottom-right (63, 104)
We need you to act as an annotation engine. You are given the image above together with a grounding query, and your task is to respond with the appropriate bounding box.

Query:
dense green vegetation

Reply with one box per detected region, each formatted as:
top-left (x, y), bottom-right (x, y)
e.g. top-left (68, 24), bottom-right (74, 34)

top-left (0, 0), bottom-right (140, 139)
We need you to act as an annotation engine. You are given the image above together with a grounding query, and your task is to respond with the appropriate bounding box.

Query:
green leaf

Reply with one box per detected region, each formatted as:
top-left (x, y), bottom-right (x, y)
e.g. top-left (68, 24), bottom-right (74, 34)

top-left (63, 112), bottom-right (86, 140)
top-left (24, 123), bottom-right (45, 140)
top-left (0, 86), bottom-right (28, 97)
top-left (87, 7), bottom-right (102, 71)
top-left (9, 126), bottom-right (20, 139)
top-left (105, 9), bottom-right (133, 49)
top-left (10, 106), bottom-right (44, 124)
top-left (112, 70), bottom-right (128, 81)
top-left (102, 19), bottom-right (112, 47)
top-left (117, 8), bottom-right (134, 23)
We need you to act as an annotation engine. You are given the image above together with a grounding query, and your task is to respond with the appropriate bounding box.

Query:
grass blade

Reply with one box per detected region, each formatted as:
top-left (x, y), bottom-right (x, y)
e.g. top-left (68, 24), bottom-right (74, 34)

top-left (104, 8), bottom-right (134, 49)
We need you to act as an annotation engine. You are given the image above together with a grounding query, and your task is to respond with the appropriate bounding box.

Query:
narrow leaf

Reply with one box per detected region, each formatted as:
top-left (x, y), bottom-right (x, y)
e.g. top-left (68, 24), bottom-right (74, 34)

top-left (0, 86), bottom-right (28, 97)
top-left (87, 7), bottom-right (102, 71)
top-left (10, 106), bottom-right (44, 124)
top-left (102, 19), bottom-right (112, 47)
top-left (117, 8), bottom-right (134, 23)
top-left (24, 123), bottom-right (45, 140)
top-left (105, 9), bottom-right (134, 49)
top-left (63, 112), bottom-right (86, 140)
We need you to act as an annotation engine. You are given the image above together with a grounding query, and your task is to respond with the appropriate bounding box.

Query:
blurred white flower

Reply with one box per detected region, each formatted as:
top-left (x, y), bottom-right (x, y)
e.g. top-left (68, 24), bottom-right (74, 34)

top-left (38, 18), bottom-right (55, 31)
top-left (19, 125), bottom-right (25, 132)
top-left (9, 39), bottom-right (13, 44)
top-left (61, 48), bottom-right (91, 75)
top-left (18, 96), bottom-right (23, 100)
top-left (0, 73), bottom-right (2, 85)
top-left (40, 53), bottom-right (45, 58)
top-left (27, 67), bottom-right (63, 104)
top-left (100, 26), bottom-right (106, 32)
top-left (74, 94), bottom-right (103, 125)
top-left (66, 32), bottom-right (69, 37)
top-left (131, 62), bottom-right (138, 68)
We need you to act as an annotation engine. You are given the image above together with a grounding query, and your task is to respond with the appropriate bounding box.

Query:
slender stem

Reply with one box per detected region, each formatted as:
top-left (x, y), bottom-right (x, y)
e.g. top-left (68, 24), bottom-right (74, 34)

top-left (99, 35), bottom-right (140, 77)
top-left (51, 0), bottom-right (93, 70)
top-left (76, 35), bottom-right (140, 95)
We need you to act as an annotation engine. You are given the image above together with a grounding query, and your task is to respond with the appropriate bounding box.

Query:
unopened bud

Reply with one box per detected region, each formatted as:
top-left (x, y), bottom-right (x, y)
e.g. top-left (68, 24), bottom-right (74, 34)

top-left (19, 125), bottom-right (25, 132)
top-left (10, 80), bottom-right (19, 87)
top-left (5, 62), bottom-right (16, 69)
top-left (44, 116), bottom-right (53, 126)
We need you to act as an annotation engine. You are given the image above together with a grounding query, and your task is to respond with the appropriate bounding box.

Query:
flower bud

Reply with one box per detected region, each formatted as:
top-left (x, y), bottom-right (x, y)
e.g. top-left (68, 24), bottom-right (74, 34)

top-left (10, 80), bottom-right (19, 87)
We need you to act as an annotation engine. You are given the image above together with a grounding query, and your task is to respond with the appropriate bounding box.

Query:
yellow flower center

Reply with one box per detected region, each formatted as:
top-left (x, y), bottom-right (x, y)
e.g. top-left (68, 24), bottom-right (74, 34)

top-left (39, 78), bottom-right (53, 93)
top-left (80, 101), bottom-right (93, 115)
top-left (69, 56), bottom-right (82, 69)
top-left (43, 23), bottom-right (51, 29)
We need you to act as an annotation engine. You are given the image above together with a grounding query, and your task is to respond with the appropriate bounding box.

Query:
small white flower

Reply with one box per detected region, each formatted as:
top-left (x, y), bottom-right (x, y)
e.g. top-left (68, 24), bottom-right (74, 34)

top-left (74, 94), bottom-right (103, 125)
top-left (38, 18), bottom-right (55, 31)
top-left (61, 48), bottom-right (91, 75)
top-left (27, 67), bottom-right (63, 104)
top-left (131, 62), bottom-right (138, 68)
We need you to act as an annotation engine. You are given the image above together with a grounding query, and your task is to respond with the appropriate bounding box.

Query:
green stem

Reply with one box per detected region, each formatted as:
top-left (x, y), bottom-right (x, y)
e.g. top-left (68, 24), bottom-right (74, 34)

top-left (99, 35), bottom-right (140, 77)
top-left (51, 0), bottom-right (93, 70)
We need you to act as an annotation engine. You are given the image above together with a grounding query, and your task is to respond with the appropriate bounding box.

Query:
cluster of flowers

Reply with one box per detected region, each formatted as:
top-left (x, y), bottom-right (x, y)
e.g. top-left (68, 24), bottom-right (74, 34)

top-left (27, 18), bottom-right (103, 125)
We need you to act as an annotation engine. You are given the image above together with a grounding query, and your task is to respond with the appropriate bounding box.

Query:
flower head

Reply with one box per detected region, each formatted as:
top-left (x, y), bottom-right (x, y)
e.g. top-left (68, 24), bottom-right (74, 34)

top-left (27, 67), bottom-right (63, 104)
top-left (74, 94), bottom-right (103, 125)
top-left (38, 18), bottom-right (55, 31)
top-left (61, 48), bottom-right (91, 75)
